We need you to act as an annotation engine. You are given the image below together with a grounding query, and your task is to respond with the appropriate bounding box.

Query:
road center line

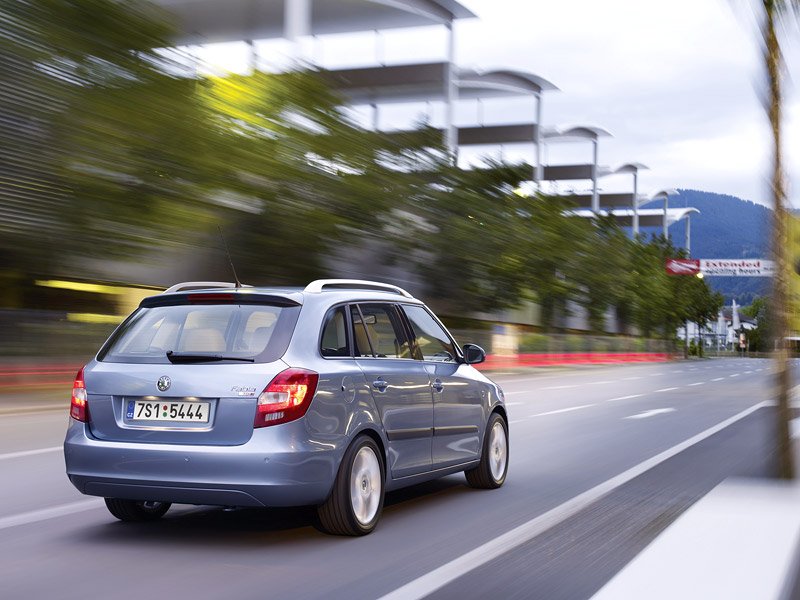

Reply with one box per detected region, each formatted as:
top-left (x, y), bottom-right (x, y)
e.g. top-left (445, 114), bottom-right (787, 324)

top-left (590, 381), bottom-right (613, 385)
top-left (622, 377), bottom-right (642, 381)
top-left (0, 499), bottom-right (103, 531)
top-left (378, 401), bottom-right (770, 600)
top-left (530, 404), bottom-right (595, 418)
top-left (712, 377), bottom-right (724, 382)
top-left (0, 446), bottom-right (62, 461)
top-left (542, 385), bottom-right (578, 390)
top-left (688, 382), bottom-right (705, 387)
top-left (730, 374), bottom-right (740, 378)
top-left (606, 394), bottom-right (642, 402)
top-left (655, 387), bottom-right (678, 393)
top-left (625, 408), bottom-right (676, 420)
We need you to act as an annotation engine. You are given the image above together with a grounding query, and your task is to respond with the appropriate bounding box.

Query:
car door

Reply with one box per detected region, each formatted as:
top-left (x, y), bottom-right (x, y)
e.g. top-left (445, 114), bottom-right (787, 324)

top-left (351, 302), bottom-right (434, 479)
top-left (401, 304), bottom-right (483, 468)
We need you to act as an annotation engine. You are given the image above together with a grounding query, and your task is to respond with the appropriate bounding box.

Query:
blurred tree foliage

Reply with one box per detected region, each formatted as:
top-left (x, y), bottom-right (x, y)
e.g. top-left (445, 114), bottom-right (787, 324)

top-left (0, 0), bottom-right (722, 338)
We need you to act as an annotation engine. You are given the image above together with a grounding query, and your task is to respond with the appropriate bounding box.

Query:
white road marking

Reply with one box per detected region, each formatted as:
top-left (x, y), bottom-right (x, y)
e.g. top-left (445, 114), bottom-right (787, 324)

top-left (625, 408), bottom-right (676, 420)
top-left (655, 387), bottom-right (679, 393)
top-left (505, 402), bottom-right (524, 406)
top-left (543, 384), bottom-right (578, 390)
top-left (378, 402), bottom-right (770, 600)
top-left (688, 382), bottom-right (706, 387)
top-left (509, 419), bottom-right (525, 425)
top-left (0, 499), bottom-right (103, 531)
top-left (712, 377), bottom-right (725, 382)
top-left (590, 381), bottom-right (614, 385)
top-left (730, 374), bottom-right (740, 378)
top-left (744, 371), bottom-right (753, 374)
top-left (0, 446), bottom-right (61, 461)
top-left (530, 404), bottom-right (595, 418)
top-left (670, 370), bottom-right (683, 374)
top-left (622, 376), bottom-right (642, 381)
top-left (503, 391), bottom-right (532, 396)
top-left (606, 394), bottom-right (643, 402)
top-left (649, 373), bottom-right (661, 377)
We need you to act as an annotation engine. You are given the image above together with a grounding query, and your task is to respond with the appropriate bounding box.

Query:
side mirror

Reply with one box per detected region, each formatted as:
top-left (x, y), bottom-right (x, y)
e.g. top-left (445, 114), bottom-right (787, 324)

top-left (462, 343), bottom-right (486, 365)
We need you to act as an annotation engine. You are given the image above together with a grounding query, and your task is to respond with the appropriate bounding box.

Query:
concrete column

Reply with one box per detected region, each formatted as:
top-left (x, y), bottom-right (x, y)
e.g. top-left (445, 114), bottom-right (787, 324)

top-left (374, 30), bottom-right (385, 66)
top-left (371, 102), bottom-right (379, 131)
top-left (535, 93), bottom-right (543, 188)
top-left (591, 138), bottom-right (599, 214)
top-left (284, 0), bottom-right (311, 62)
top-left (685, 215), bottom-right (691, 254)
top-left (632, 171), bottom-right (639, 236)
top-left (444, 21), bottom-right (457, 162)
top-left (246, 40), bottom-right (257, 74)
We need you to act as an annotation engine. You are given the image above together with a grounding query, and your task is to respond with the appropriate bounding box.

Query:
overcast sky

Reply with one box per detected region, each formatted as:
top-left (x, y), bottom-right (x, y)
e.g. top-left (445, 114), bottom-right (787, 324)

top-left (195, 0), bottom-right (800, 207)
top-left (454, 0), bottom-right (800, 207)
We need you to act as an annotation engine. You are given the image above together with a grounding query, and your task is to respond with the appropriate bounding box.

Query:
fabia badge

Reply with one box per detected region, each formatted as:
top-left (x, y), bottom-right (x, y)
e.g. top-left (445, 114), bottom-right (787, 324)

top-left (157, 376), bottom-right (171, 392)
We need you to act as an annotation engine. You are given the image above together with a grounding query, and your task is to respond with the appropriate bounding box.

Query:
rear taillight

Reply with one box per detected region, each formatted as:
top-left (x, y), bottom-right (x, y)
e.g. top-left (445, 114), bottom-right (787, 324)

top-left (70, 367), bottom-right (88, 422)
top-left (254, 368), bottom-right (319, 428)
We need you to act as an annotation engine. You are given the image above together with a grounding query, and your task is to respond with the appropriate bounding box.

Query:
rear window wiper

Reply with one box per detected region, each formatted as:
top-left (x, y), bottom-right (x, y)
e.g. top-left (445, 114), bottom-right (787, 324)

top-left (166, 351), bottom-right (255, 363)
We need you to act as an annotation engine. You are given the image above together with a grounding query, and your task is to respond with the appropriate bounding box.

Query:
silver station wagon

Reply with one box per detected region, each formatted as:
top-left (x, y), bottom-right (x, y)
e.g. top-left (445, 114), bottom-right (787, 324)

top-left (64, 279), bottom-right (509, 535)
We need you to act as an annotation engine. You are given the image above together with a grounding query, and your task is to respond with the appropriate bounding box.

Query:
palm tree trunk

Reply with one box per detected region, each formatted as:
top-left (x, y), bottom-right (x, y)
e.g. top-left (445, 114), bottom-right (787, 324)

top-left (764, 0), bottom-right (794, 479)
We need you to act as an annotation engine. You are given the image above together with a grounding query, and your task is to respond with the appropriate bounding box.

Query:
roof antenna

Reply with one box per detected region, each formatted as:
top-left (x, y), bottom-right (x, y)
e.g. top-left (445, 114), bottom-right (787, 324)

top-left (217, 225), bottom-right (242, 289)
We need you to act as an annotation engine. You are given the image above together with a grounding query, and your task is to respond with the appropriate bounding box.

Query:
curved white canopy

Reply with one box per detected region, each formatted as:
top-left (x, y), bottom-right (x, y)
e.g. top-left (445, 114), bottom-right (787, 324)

top-left (571, 207), bottom-right (700, 228)
top-left (612, 162), bottom-right (649, 174)
top-left (152, 0), bottom-right (476, 45)
top-left (542, 125), bottom-right (612, 143)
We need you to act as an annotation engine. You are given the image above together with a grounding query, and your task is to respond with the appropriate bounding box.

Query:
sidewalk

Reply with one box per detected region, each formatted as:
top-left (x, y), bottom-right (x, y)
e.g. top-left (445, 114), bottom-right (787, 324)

top-left (592, 452), bottom-right (800, 599)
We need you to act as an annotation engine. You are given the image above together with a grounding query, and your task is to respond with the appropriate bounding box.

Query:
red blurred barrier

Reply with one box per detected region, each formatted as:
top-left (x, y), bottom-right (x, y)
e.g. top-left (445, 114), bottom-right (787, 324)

top-left (0, 364), bottom-right (81, 389)
top-left (473, 352), bottom-right (673, 371)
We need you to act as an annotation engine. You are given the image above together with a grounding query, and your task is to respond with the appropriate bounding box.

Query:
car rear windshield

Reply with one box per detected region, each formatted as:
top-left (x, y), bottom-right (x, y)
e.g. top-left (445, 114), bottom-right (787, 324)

top-left (98, 303), bottom-right (300, 364)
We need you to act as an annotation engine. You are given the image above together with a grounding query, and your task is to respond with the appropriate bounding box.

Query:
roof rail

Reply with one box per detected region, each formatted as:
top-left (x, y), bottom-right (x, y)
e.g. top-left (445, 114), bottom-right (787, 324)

top-left (162, 281), bottom-right (250, 294)
top-left (304, 279), bottom-right (413, 298)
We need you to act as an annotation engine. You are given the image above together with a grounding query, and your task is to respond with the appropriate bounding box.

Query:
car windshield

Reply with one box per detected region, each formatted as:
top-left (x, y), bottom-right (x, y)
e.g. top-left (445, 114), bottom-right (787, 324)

top-left (98, 303), bottom-right (300, 364)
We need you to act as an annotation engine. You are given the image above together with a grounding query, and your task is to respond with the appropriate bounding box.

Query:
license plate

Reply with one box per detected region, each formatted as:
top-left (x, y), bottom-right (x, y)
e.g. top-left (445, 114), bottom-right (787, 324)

top-left (127, 400), bottom-right (210, 423)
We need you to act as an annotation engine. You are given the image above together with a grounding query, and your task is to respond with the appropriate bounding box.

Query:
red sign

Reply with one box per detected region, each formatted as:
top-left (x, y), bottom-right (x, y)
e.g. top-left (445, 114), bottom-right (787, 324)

top-left (665, 259), bottom-right (700, 275)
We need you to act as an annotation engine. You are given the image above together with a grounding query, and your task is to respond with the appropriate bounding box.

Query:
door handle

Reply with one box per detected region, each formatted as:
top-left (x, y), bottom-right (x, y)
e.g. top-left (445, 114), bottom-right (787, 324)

top-left (372, 378), bottom-right (389, 392)
top-left (432, 378), bottom-right (444, 393)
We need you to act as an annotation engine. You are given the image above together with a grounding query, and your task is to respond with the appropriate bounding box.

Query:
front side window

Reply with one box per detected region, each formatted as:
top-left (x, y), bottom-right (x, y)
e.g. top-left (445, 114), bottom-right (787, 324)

top-left (99, 303), bottom-right (298, 364)
top-left (402, 304), bottom-right (457, 362)
top-left (350, 303), bottom-right (412, 359)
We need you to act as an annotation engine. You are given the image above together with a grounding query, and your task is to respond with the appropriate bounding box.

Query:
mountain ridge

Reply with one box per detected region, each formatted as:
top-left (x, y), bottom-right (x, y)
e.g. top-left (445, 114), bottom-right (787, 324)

top-left (640, 188), bottom-right (771, 304)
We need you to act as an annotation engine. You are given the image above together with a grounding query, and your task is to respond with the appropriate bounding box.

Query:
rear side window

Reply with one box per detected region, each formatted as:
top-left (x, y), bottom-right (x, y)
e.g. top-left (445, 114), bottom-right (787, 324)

top-left (351, 303), bottom-right (412, 359)
top-left (98, 303), bottom-right (300, 364)
top-left (320, 306), bottom-right (350, 357)
top-left (402, 304), bottom-right (457, 362)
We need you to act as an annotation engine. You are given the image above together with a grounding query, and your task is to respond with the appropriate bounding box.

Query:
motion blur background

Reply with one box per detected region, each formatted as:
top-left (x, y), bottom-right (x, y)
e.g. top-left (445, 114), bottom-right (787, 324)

top-left (0, 0), bottom-right (760, 374)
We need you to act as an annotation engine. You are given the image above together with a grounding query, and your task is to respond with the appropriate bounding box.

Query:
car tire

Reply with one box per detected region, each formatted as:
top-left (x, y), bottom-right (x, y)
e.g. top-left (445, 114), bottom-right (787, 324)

top-left (465, 413), bottom-right (508, 489)
top-left (104, 498), bottom-right (171, 522)
top-left (317, 435), bottom-right (385, 536)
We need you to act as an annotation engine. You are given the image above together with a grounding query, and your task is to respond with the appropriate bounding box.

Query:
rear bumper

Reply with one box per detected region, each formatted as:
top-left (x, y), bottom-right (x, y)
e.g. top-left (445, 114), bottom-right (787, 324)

top-left (64, 419), bottom-right (346, 507)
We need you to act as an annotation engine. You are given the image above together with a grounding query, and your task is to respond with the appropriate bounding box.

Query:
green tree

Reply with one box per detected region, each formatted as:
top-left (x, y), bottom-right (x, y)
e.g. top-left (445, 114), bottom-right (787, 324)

top-left (400, 160), bottom-right (534, 313)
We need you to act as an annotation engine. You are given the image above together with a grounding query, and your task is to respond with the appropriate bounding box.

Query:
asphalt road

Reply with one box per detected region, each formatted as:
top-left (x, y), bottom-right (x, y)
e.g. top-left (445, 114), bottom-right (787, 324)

top-left (0, 357), bottom-right (786, 600)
